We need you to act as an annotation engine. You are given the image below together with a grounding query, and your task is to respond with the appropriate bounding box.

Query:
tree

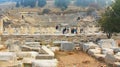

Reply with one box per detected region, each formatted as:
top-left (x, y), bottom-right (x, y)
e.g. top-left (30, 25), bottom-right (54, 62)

top-left (38, 0), bottom-right (46, 7)
top-left (25, 0), bottom-right (36, 8)
top-left (75, 0), bottom-right (84, 7)
top-left (54, 0), bottom-right (70, 11)
top-left (74, 0), bottom-right (113, 8)
top-left (16, 1), bottom-right (20, 7)
top-left (75, 0), bottom-right (95, 7)
top-left (19, 0), bottom-right (36, 8)
top-left (19, 0), bottom-right (24, 6)
top-left (99, 0), bottom-right (120, 38)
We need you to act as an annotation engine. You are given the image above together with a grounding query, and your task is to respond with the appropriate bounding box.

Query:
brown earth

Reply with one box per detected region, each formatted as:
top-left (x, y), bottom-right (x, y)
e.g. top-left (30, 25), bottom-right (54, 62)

top-left (55, 51), bottom-right (106, 67)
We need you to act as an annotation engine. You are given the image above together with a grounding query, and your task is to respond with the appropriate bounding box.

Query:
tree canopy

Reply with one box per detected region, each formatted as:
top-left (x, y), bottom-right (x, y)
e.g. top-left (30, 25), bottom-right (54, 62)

top-left (38, 0), bottom-right (47, 7)
top-left (99, 0), bottom-right (120, 38)
top-left (16, 0), bottom-right (46, 8)
top-left (74, 0), bottom-right (112, 7)
top-left (54, 0), bottom-right (70, 11)
top-left (75, 0), bottom-right (91, 7)
top-left (16, 1), bottom-right (20, 7)
top-left (21, 0), bottom-right (36, 8)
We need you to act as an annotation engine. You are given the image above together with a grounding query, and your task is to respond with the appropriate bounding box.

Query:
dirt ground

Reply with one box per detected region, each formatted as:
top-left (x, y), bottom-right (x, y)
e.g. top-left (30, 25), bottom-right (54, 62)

top-left (55, 51), bottom-right (106, 67)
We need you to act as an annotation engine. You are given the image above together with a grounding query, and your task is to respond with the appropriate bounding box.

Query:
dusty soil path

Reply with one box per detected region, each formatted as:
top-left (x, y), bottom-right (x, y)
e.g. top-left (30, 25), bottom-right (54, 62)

top-left (55, 51), bottom-right (106, 67)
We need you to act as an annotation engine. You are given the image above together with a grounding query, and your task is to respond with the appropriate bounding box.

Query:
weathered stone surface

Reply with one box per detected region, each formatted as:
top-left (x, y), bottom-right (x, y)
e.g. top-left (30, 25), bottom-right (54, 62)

top-left (79, 42), bottom-right (85, 50)
top-left (105, 53), bottom-right (116, 64)
top-left (114, 52), bottom-right (120, 61)
top-left (112, 48), bottom-right (120, 53)
top-left (17, 61), bottom-right (23, 67)
top-left (0, 52), bottom-right (17, 61)
top-left (42, 46), bottom-right (54, 56)
top-left (102, 48), bottom-right (114, 55)
top-left (22, 58), bottom-right (35, 64)
top-left (60, 42), bottom-right (75, 51)
top-left (36, 55), bottom-right (54, 59)
top-left (98, 39), bottom-right (118, 48)
top-left (114, 62), bottom-right (120, 67)
top-left (36, 46), bottom-right (55, 59)
top-left (0, 45), bottom-right (5, 50)
top-left (0, 52), bottom-right (18, 67)
top-left (115, 52), bottom-right (120, 56)
top-left (16, 51), bottom-right (39, 58)
top-left (88, 48), bottom-right (101, 56)
top-left (83, 42), bottom-right (99, 52)
top-left (50, 47), bottom-right (59, 52)
top-left (105, 52), bottom-right (120, 65)
top-left (25, 42), bottom-right (40, 47)
top-left (21, 45), bottom-right (40, 52)
top-left (94, 54), bottom-right (105, 61)
top-left (0, 61), bottom-right (21, 67)
top-left (32, 59), bottom-right (58, 67)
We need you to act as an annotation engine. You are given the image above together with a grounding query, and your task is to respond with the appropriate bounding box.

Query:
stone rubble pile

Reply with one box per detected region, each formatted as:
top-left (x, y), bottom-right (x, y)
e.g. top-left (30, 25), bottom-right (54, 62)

top-left (0, 41), bottom-right (58, 67)
top-left (80, 39), bottom-right (120, 66)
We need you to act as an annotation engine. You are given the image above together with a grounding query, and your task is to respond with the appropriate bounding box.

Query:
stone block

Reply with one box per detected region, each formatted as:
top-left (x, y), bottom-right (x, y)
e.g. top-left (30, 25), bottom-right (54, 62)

top-left (83, 42), bottom-right (99, 52)
top-left (16, 51), bottom-right (39, 58)
top-left (105, 53), bottom-right (116, 64)
top-left (114, 62), bottom-right (120, 67)
top-left (42, 46), bottom-right (54, 56)
top-left (61, 42), bottom-right (75, 51)
top-left (22, 58), bottom-right (35, 64)
top-left (102, 48), bottom-right (114, 55)
top-left (94, 54), bottom-right (105, 61)
top-left (112, 48), bottom-right (120, 53)
top-left (32, 59), bottom-right (58, 67)
top-left (98, 39), bottom-right (118, 48)
top-left (0, 52), bottom-right (17, 61)
top-left (21, 45), bottom-right (40, 52)
top-left (36, 55), bottom-right (54, 59)
top-left (88, 48), bottom-right (101, 56)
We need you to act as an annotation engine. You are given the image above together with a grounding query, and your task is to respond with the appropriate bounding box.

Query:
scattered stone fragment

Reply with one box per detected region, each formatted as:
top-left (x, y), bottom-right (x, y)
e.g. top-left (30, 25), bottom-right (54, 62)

top-left (83, 42), bottom-right (99, 52)
top-left (94, 54), bottom-right (105, 61)
top-left (102, 48), bottom-right (114, 55)
top-left (105, 53), bottom-right (116, 64)
top-left (88, 48), bottom-right (101, 56)
top-left (98, 39), bottom-right (118, 48)
top-left (114, 62), bottom-right (120, 67)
